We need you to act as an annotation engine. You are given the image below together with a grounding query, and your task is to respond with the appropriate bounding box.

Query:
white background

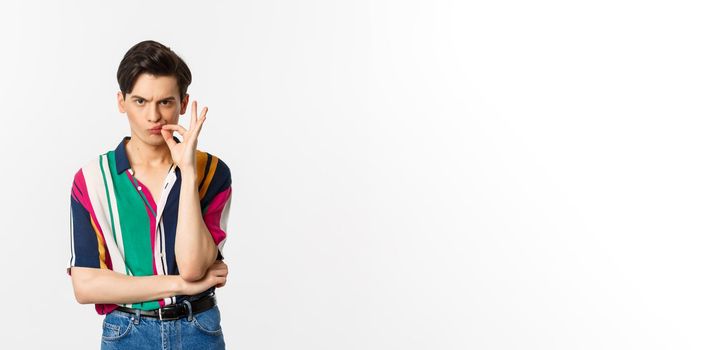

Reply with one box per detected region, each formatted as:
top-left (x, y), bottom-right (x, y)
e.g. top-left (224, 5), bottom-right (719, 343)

top-left (1, 0), bottom-right (722, 349)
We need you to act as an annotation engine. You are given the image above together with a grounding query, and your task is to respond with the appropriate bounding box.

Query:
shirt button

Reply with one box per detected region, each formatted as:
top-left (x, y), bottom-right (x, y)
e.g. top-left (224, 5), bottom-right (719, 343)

top-left (137, 186), bottom-right (142, 191)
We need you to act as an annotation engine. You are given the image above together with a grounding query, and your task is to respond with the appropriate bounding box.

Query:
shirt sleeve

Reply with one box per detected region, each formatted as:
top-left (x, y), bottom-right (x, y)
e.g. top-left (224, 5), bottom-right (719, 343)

top-left (201, 157), bottom-right (233, 260)
top-left (68, 169), bottom-right (103, 275)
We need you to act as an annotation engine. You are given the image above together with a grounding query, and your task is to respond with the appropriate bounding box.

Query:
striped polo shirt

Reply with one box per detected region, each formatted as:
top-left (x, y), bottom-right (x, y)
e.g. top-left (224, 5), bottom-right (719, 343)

top-left (68, 135), bottom-right (233, 315)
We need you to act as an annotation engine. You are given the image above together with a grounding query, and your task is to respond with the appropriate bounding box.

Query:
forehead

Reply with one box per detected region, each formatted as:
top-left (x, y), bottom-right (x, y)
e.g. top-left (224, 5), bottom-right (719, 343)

top-left (130, 73), bottom-right (179, 98)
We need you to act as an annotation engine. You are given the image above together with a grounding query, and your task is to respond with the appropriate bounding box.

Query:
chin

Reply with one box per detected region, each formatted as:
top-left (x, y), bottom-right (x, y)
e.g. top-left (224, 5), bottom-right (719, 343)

top-left (142, 134), bottom-right (166, 145)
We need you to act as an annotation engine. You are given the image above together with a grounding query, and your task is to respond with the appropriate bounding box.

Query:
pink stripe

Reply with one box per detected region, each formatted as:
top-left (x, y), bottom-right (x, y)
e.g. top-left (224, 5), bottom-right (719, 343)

top-left (96, 304), bottom-right (119, 315)
top-left (203, 187), bottom-right (232, 245)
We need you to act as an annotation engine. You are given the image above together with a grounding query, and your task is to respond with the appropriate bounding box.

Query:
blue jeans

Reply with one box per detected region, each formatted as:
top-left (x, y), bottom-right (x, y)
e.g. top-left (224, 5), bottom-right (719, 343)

top-left (100, 304), bottom-right (225, 349)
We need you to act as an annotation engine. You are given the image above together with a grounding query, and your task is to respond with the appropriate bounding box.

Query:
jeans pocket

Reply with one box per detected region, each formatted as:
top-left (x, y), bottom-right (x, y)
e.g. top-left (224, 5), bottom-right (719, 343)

top-left (101, 311), bottom-right (134, 341)
top-left (191, 305), bottom-right (223, 336)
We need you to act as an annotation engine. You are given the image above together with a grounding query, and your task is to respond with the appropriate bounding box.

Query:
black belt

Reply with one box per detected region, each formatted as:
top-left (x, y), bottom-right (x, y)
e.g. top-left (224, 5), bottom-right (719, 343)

top-left (114, 293), bottom-right (216, 320)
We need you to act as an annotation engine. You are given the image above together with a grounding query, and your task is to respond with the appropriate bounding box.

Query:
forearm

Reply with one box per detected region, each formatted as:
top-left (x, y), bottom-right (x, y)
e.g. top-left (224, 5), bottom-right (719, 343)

top-left (175, 167), bottom-right (218, 281)
top-left (71, 267), bottom-right (184, 305)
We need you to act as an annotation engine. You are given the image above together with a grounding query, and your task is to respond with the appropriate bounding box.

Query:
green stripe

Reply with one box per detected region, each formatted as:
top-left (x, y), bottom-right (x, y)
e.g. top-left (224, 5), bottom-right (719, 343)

top-left (107, 152), bottom-right (160, 310)
top-left (133, 300), bottom-right (161, 310)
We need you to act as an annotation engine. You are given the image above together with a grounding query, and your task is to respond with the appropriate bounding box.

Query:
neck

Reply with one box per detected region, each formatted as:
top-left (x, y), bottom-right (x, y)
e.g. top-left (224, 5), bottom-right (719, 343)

top-left (125, 135), bottom-right (173, 169)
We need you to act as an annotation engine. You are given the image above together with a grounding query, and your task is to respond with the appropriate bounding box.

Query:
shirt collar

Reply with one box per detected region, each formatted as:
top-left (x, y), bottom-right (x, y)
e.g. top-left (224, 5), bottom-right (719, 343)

top-left (114, 135), bottom-right (180, 174)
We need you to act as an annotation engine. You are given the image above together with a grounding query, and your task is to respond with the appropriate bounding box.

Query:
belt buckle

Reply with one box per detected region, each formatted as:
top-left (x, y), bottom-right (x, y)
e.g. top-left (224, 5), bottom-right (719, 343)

top-left (158, 303), bottom-right (184, 321)
top-left (158, 304), bottom-right (173, 320)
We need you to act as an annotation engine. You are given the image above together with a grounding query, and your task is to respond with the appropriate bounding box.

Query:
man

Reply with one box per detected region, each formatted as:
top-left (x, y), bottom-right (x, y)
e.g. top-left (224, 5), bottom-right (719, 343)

top-left (68, 40), bottom-right (232, 349)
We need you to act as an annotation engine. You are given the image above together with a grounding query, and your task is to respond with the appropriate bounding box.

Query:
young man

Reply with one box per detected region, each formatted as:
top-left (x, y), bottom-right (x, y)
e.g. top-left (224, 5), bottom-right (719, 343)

top-left (68, 40), bottom-right (233, 349)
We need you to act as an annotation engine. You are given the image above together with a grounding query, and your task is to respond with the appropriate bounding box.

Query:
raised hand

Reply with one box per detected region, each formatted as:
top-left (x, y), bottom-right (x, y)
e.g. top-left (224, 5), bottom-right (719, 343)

top-left (160, 100), bottom-right (208, 171)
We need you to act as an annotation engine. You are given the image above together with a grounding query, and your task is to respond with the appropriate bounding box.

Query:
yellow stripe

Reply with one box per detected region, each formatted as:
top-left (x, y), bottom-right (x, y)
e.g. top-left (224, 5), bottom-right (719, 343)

top-left (90, 217), bottom-right (108, 269)
top-left (195, 150), bottom-right (208, 190)
top-left (200, 156), bottom-right (218, 199)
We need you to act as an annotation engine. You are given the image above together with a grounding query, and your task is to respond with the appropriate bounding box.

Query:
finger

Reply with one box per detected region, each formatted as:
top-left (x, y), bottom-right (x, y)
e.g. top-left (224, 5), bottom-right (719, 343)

top-left (187, 109), bottom-right (207, 139)
top-left (189, 100), bottom-right (197, 130)
top-left (161, 124), bottom-right (187, 135)
top-left (197, 108), bottom-right (207, 131)
top-left (191, 105), bottom-right (207, 133)
top-left (196, 107), bottom-right (209, 129)
top-left (193, 118), bottom-right (206, 137)
top-left (212, 264), bottom-right (228, 275)
top-left (160, 128), bottom-right (177, 149)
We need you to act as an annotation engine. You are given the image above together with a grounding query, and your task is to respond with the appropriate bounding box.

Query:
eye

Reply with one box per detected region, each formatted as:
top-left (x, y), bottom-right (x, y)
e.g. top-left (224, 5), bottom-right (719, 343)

top-left (134, 99), bottom-right (145, 105)
top-left (161, 101), bottom-right (171, 105)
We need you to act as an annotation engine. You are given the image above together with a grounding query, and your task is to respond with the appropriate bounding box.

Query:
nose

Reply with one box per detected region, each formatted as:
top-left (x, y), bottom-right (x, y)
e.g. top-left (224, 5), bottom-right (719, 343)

top-left (148, 103), bottom-right (162, 122)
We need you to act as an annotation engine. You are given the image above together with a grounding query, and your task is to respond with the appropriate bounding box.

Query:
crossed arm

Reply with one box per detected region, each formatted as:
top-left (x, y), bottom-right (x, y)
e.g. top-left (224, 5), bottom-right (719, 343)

top-left (70, 167), bottom-right (224, 305)
top-left (70, 262), bottom-right (227, 305)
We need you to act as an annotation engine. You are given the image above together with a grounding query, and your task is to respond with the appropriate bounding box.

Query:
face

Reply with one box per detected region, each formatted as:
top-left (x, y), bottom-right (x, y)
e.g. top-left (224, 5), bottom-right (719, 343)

top-left (117, 73), bottom-right (189, 146)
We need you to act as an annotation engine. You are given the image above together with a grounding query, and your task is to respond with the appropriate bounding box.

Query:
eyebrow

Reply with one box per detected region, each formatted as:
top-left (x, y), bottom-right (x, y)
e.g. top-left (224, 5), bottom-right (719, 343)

top-left (130, 95), bottom-right (176, 101)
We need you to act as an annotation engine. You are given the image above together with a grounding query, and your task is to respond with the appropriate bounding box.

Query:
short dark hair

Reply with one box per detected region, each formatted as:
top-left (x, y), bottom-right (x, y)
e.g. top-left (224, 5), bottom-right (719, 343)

top-left (116, 40), bottom-right (192, 100)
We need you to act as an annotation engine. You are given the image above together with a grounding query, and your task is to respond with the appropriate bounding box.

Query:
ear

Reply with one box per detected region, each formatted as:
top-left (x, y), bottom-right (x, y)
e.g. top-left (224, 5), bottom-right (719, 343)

top-left (117, 91), bottom-right (126, 113)
top-left (180, 94), bottom-right (190, 115)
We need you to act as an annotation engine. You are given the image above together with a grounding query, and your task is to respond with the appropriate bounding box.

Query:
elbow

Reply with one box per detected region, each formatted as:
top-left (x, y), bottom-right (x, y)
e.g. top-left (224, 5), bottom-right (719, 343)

top-left (70, 269), bottom-right (95, 304)
top-left (72, 286), bottom-right (92, 304)
top-left (177, 253), bottom-right (212, 282)
top-left (178, 264), bottom-right (205, 282)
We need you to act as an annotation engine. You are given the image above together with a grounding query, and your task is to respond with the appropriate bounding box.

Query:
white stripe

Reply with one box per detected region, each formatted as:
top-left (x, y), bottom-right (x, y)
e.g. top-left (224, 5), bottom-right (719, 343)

top-left (69, 200), bottom-right (75, 267)
top-left (82, 157), bottom-right (126, 275)
top-left (155, 220), bottom-right (165, 276)
top-left (217, 187), bottom-right (233, 255)
top-left (100, 154), bottom-right (127, 271)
